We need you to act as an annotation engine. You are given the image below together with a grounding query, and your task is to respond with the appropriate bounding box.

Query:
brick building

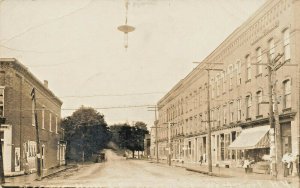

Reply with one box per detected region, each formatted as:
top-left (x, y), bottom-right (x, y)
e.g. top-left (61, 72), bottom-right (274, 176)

top-left (154, 0), bottom-right (300, 176)
top-left (0, 58), bottom-right (66, 176)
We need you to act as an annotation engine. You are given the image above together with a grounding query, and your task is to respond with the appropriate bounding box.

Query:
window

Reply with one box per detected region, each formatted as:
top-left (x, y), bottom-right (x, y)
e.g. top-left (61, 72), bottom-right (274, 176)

top-left (211, 110), bottom-right (214, 128)
top-left (236, 61), bottom-right (242, 85)
top-left (216, 74), bottom-right (221, 96)
top-left (222, 72), bottom-right (226, 93)
top-left (256, 90), bottom-right (263, 116)
top-left (256, 48), bottom-right (262, 75)
top-left (32, 100), bottom-right (35, 126)
top-left (55, 116), bottom-right (58, 134)
top-left (237, 99), bottom-right (241, 121)
top-left (246, 55), bottom-right (251, 80)
top-left (211, 79), bottom-right (215, 99)
top-left (246, 95), bottom-right (252, 119)
top-left (223, 105), bottom-right (227, 125)
top-left (49, 113), bottom-right (52, 132)
top-left (216, 108), bottom-right (220, 127)
top-left (269, 39), bottom-right (275, 61)
top-left (0, 87), bottom-right (4, 117)
top-left (283, 29), bottom-right (291, 61)
top-left (283, 80), bottom-right (291, 109)
top-left (229, 66), bottom-right (233, 89)
top-left (42, 107), bottom-right (45, 129)
top-left (229, 101), bottom-right (234, 122)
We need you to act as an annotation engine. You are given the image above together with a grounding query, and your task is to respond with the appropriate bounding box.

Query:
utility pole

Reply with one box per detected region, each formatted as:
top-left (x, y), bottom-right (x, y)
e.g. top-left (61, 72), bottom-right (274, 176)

top-left (205, 68), bottom-right (223, 174)
top-left (148, 106), bottom-right (159, 163)
top-left (31, 88), bottom-right (42, 180)
top-left (168, 122), bottom-right (171, 166)
top-left (193, 61), bottom-right (223, 174)
top-left (256, 53), bottom-right (294, 177)
top-left (0, 136), bottom-right (4, 184)
top-left (206, 70), bottom-right (212, 174)
top-left (155, 108), bottom-right (159, 163)
top-left (267, 54), bottom-right (276, 177)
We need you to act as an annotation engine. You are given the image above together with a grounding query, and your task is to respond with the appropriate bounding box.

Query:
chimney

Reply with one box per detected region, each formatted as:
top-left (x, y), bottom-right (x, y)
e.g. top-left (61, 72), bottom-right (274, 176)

top-left (44, 80), bottom-right (48, 88)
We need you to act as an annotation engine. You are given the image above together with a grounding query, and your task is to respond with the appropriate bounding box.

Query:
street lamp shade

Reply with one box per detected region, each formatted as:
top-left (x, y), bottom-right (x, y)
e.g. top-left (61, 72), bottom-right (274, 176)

top-left (118, 24), bottom-right (135, 33)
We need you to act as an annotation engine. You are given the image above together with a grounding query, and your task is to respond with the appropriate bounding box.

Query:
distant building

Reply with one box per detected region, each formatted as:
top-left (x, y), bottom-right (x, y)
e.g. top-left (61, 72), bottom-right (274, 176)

top-left (0, 58), bottom-right (66, 176)
top-left (144, 134), bottom-right (151, 157)
top-left (154, 0), bottom-right (300, 176)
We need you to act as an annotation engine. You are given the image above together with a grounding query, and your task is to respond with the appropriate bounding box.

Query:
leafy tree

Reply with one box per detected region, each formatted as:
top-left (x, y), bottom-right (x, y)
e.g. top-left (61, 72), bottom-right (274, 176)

top-left (62, 106), bottom-right (111, 161)
top-left (109, 122), bottom-right (149, 158)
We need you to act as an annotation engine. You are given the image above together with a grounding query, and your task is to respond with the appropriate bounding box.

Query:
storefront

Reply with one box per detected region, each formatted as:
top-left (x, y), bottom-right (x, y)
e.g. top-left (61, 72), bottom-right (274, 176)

top-left (228, 125), bottom-right (270, 162)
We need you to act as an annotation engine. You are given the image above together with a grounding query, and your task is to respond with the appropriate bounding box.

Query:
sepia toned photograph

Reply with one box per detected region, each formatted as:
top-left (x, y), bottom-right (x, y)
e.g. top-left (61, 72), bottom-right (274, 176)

top-left (0, 0), bottom-right (299, 187)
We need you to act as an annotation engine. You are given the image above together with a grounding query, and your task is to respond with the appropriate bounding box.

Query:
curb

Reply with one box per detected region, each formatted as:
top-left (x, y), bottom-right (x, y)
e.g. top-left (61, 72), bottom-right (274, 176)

top-left (185, 167), bottom-right (232, 178)
top-left (40, 165), bottom-right (78, 180)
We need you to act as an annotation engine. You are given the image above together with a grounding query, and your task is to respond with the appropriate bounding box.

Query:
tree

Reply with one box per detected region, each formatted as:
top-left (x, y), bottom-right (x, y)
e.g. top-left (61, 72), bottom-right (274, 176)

top-left (62, 106), bottom-right (111, 161)
top-left (109, 122), bottom-right (149, 158)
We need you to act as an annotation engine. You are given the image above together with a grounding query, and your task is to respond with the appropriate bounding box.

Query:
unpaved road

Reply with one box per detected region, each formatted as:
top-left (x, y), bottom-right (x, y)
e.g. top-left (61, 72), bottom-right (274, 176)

top-left (6, 150), bottom-right (297, 187)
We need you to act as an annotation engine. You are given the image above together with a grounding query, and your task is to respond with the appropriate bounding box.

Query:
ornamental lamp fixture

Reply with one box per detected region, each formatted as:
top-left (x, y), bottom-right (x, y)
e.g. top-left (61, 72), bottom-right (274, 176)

top-left (118, 0), bottom-right (135, 50)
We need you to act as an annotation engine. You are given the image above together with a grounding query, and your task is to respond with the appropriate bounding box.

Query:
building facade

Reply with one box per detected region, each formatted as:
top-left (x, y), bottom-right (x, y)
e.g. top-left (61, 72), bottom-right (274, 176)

top-left (0, 58), bottom-right (66, 176)
top-left (154, 0), bottom-right (300, 176)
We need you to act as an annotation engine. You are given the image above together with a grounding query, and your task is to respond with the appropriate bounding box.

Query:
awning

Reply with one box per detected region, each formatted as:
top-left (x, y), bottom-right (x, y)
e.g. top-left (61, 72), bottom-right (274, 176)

top-left (228, 125), bottom-right (270, 150)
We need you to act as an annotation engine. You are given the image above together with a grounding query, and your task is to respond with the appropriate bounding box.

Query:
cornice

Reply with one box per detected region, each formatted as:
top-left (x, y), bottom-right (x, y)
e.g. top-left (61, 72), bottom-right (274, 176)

top-left (0, 58), bottom-right (63, 105)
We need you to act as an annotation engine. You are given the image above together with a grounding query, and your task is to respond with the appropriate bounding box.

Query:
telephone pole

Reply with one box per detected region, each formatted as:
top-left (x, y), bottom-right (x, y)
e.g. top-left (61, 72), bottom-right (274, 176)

top-left (258, 53), bottom-right (295, 177)
top-left (31, 88), bottom-right (42, 180)
top-left (0, 117), bottom-right (5, 185)
top-left (148, 106), bottom-right (159, 163)
top-left (205, 68), bottom-right (223, 174)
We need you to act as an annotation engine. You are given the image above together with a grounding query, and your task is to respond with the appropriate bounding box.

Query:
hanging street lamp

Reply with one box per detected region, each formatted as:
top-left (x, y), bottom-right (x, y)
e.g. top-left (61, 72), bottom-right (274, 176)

top-left (118, 0), bottom-right (135, 50)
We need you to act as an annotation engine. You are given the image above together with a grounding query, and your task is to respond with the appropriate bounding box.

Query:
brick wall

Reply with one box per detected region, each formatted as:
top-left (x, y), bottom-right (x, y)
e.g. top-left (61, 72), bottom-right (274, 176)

top-left (0, 58), bottom-right (63, 172)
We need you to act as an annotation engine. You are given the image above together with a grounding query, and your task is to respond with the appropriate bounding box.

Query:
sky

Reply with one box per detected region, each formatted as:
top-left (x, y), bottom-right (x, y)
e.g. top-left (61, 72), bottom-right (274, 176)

top-left (0, 0), bottom-right (265, 127)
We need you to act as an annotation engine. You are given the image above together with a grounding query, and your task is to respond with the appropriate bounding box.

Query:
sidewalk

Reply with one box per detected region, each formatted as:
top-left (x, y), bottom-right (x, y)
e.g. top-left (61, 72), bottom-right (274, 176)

top-left (174, 161), bottom-right (299, 182)
top-left (149, 159), bottom-right (299, 183)
top-left (3, 164), bottom-right (77, 186)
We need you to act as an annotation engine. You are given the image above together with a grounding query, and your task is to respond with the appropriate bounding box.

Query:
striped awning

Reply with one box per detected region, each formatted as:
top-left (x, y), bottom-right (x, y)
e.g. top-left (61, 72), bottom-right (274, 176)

top-left (229, 125), bottom-right (270, 150)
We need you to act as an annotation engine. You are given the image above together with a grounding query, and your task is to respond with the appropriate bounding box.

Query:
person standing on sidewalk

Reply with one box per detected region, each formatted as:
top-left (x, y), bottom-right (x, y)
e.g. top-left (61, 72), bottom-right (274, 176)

top-left (199, 155), bottom-right (203, 165)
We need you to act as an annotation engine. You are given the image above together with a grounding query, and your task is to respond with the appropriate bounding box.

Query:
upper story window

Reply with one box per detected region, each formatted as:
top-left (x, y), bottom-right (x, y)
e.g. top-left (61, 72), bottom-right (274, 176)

top-left (0, 87), bottom-right (4, 117)
top-left (32, 99), bottom-right (35, 126)
top-left (229, 65), bottom-right (233, 90)
top-left (246, 55), bottom-right (251, 81)
top-left (211, 78), bottom-right (215, 99)
top-left (256, 47), bottom-right (263, 75)
top-left (236, 61), bottom-right (242, 85)
top-left (269, 39), bottom-right (275, 61)
top-left (55, 116), bottom-right (58, 134)
top-left (283, 29), bottom-right (291, 61)
top-left (223, 105), bottom-right (227, 125)
top-left (216, 74), bottom-right (221, 96)
top-left (229, 101), bottom-right (234, 123)
top-left (256, 90), bottom-right (263, 116)
top-left (49, 113), bottom-right (52, 132)
top-left (42, 106), bottom-right (45, 129)
top-left (222, 71), bottom-right (226, 93)
top-left (283, 79), bottom-right (291, 109)
top-left (246, 95), bottom-right (252, 119)
top-left (237, 99), bottom-right (241, 121)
